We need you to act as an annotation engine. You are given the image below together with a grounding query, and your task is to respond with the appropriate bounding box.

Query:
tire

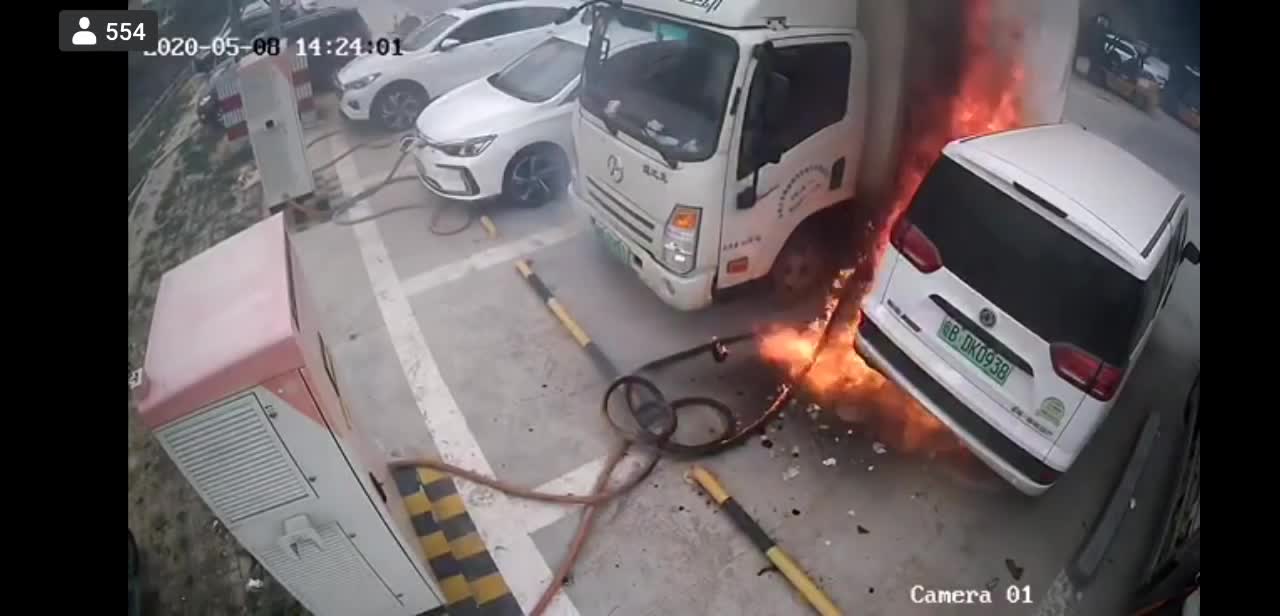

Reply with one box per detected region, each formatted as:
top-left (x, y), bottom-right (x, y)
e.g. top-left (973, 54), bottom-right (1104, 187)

top-left (768, 225), bottom-right (831, 304)
top-left (371, 82), bottom-right (428, 132)
top-left (503, 144), bottom-right (570, 208)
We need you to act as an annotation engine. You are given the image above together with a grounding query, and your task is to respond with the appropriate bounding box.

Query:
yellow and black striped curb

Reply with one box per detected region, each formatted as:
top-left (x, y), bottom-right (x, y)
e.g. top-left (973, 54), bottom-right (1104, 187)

top-left (514, 259), bottom-right (619, 379)
top-left (392, 466), bottom-right (523, 616)
top-left (689, 466), bottom-right (842, 616)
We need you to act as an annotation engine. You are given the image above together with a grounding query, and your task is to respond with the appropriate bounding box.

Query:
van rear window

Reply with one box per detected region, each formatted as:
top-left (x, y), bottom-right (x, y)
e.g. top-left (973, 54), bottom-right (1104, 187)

top-left (906, 156), bottom-right (1144, 365)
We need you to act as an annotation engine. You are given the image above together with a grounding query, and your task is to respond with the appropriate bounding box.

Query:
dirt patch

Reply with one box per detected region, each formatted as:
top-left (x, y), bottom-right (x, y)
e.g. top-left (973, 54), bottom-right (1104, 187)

top-left (127, 84), bottom-right (302, 615)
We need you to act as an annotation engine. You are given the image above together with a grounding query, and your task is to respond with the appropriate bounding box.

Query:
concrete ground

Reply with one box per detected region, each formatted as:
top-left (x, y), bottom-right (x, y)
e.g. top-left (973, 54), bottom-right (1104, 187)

top-left (290, 64), bottom-right (1199, 616)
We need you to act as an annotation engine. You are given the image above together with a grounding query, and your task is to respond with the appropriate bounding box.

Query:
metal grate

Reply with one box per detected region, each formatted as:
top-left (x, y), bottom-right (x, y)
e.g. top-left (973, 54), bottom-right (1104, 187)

top-left (259, 522), bottom-right (402, 616)
top-left (158, 394), bottom-right (313, 523)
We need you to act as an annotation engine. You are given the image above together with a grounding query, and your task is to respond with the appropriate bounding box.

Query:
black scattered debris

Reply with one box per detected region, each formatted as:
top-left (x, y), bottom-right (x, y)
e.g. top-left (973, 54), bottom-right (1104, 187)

top-left (791, 450), bottom-right (800, 459)
top-left (562, 574), bottom-right (573, 587)
top-left (761, 437), bottom-right (774, 449)
top-left (857, 525), bottom-right (870, 535)
top-left (757, 565), bottom-right (779, 577)
top-left (614, 563), bottom-right (620, 569)
top-left (528, 427), bottom-right (534, 433)
top-left (791, 508), bottom-right (801, 516)
top-left (868, 587), bottom-right (875, 594)
top-left (1005, 558), bottom-right (1024, 581)
top-left (677, 505), bottom-right (685, 512)
top-left (541, 383), bottom-right (547, 388)
top-left (347, 332), bottom-right (358, 341)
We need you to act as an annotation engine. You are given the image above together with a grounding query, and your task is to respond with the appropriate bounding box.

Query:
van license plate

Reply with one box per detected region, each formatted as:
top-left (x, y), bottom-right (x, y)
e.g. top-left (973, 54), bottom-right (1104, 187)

top-left (595, 224), bottom-right (630, 265)
top-left (937, 317), bottom-right (1013, 385)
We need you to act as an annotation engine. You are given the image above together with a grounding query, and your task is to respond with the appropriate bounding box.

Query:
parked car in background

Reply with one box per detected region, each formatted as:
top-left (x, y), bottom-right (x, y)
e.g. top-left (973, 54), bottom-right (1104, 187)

top-left (1090, 33), bottom-right (1162, 111)
top-left (335, 0), bottom-right (573, 131)
top-left (1164, 65), bottom-right (1200, 132)
top-left (412, 21), bottom-right (590, 206)
top-left (195, 7), bottom-right (371, 128)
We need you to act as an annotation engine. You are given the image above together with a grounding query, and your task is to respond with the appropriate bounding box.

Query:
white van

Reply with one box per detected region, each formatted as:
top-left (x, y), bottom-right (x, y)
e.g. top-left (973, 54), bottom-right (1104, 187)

top-left (856, 124), bottom-right (1200, 495)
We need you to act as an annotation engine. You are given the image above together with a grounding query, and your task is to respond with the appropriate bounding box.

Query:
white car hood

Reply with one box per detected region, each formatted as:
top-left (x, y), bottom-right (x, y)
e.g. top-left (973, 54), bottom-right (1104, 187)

top-left (415, 77), bottom-right (534, 142)
top-left (337, 53), bottom-right (406, 85)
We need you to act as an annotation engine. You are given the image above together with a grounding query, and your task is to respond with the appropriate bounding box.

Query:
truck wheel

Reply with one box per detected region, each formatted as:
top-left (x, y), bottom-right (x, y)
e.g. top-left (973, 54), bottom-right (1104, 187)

top-left (372, 82), bottom-right (428, 132)
top-left (503, 144), bottom-right (569, 208)
top-left (769, 227), bottom-right (830, 304)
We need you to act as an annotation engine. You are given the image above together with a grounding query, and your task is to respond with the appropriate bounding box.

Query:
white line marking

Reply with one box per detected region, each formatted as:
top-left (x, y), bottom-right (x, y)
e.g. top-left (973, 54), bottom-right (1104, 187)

top-left (516, 453), bottom-right (654, 535)
top-left (333, 135), bottom-right (580, 616)
top-left (402, 221), bottom-right (588, 298)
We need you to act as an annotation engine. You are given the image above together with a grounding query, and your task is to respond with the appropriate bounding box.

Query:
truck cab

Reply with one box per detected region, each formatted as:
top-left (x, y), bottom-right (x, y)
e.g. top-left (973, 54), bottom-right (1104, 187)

top-left (568, 0), bottom-right (884, 310)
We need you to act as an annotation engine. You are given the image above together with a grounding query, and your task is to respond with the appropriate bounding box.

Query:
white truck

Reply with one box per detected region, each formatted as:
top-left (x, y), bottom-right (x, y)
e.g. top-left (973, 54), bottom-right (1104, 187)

top-left (566, 0), bottom-right (1079, 310)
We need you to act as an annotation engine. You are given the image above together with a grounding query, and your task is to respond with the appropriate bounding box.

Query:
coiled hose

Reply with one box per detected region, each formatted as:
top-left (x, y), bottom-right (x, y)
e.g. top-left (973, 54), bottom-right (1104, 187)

top-left (291, 130), bottom-right (475, 235)
top-left (388, 269), bottom-right (861, 615)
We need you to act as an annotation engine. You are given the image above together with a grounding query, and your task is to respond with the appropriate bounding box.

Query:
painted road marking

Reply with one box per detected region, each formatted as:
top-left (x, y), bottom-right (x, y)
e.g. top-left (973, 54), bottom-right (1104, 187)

top-left (515, 453), bottom-right (653, 535)
top-left (334, 135), bottom-right (579, 616)
top-left (401, 221), bottom-right (587, 298)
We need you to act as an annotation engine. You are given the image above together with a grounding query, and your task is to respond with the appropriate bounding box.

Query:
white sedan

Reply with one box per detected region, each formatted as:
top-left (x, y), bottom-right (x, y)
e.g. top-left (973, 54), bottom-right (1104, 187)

top-left (412, 22), bottom-right (588, 207)
top-left (335, 0), bottom-right (573, 131)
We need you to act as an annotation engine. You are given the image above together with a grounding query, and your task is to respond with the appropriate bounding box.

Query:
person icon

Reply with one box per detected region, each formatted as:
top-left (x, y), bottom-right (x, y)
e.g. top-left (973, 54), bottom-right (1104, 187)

top-left (72, 17), bottom-right (96, 46)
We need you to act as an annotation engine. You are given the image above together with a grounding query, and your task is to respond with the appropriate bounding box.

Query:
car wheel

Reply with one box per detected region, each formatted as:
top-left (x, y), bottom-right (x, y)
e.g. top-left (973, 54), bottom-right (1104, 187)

top-left (372, 82), bottom-right (428, 132)
top-left (768, 225), bottom-right (830, 304)
top-left (503, 145), bottom-right (569, 208)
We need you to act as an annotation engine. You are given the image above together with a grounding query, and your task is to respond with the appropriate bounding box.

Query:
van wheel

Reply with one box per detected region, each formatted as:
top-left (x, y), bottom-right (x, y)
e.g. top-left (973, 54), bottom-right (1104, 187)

top-left (504, 144), bottom-right (569, 208)
top-left (769, 227), bottom-right (830, 303)
top-left (372, 82), bottom-right (428, 132)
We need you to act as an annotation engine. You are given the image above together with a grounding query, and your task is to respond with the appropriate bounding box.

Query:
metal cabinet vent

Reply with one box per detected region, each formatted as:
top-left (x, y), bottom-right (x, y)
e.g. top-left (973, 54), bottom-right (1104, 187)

top-left (157, 394), bottom-right (314, 523)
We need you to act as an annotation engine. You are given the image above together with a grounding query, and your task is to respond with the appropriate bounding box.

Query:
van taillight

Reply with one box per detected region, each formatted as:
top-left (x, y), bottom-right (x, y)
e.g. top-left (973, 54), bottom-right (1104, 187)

top-left (890, 218), bottom-right (942, 273)
top-left (1050, 343), bottom-right (1124, 401)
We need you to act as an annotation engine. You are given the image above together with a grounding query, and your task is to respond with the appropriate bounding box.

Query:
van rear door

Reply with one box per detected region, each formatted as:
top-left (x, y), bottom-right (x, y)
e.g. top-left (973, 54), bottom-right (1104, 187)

top-left (877, 155), bottom-right (1145, 441)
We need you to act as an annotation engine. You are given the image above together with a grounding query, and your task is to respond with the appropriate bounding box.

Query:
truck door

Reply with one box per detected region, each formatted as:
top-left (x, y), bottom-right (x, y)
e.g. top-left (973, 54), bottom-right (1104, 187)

top-left (719, 35), bottom-right (860, 290)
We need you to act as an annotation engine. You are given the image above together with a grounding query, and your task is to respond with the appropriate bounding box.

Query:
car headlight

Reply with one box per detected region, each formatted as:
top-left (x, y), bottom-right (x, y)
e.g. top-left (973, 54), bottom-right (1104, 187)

top-left (436, 135), bottom-right (497, 158)
top-left (343, 73), bottom-right (380, 91)
top-left (661, 205), bottom-right (701, 275)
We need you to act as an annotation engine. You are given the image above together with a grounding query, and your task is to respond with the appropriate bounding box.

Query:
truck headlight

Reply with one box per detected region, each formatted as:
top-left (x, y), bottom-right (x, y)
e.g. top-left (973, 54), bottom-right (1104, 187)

top-left (437, 135), bottom-right (496, 158)
top-left (343, 73), bottom-right (380, 91)
top-left (661, 205), bottom-right (700, 275)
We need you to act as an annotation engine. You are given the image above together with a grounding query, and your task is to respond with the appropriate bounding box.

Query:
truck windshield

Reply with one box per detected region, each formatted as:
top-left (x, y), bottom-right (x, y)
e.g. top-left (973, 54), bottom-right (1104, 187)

top-left (582, 7), bottom-right (738, 163)
top-left (489, 37), bottom-right (586, 103)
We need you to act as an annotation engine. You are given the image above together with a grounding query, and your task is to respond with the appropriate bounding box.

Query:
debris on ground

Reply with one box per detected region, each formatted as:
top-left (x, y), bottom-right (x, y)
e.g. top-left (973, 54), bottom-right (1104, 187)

top-left (1005, 558), bottom-right (1025, 581)
top-left (867, 465), bottom-right (876, 472)
top-left (783, 466), bottom-right (801, 481)
top-left (1129, 498), bottom-right (1137, 510)
top-left (847, 509), bottom-right (856, 518)
top-left (246, 578), bottom-right (265, 592)
top-left (857, 525), bottom-right (870, 535)
top-left (760, 436), bottom-right (774, 449)
top-left (985, 577), bottom-right (1000, 591)
top-left (822, 457), bottom-right (837, 467)
top-left (790, 445), bottom-right (800, 458)
top-left (824, 540), bottom-right (832, 546)
top-left (757, 565), bottom-right (779, 577)
top-left (872, 442), bottom-right (888, 455)
top-left (818, 424), bottom-right (830, 431)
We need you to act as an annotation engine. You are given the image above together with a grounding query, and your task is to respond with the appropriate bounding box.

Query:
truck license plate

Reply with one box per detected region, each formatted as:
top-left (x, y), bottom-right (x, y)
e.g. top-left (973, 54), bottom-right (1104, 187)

top-left (595, 224), bottom-right (629, 265)
top-left (937, 317), bottom-right (1013, 385)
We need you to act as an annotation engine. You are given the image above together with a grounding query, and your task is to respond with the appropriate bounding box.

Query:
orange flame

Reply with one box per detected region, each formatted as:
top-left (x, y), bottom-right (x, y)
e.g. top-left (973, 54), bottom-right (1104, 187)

top-left (759, 0), bottom-right (1026, 457)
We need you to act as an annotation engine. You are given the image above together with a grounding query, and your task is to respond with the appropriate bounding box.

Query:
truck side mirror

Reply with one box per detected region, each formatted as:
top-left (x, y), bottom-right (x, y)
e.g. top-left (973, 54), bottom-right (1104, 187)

top-left (1182, 242), bottom-right (1200, 265)
top-left (438, 38), bottom-right (461, 52)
